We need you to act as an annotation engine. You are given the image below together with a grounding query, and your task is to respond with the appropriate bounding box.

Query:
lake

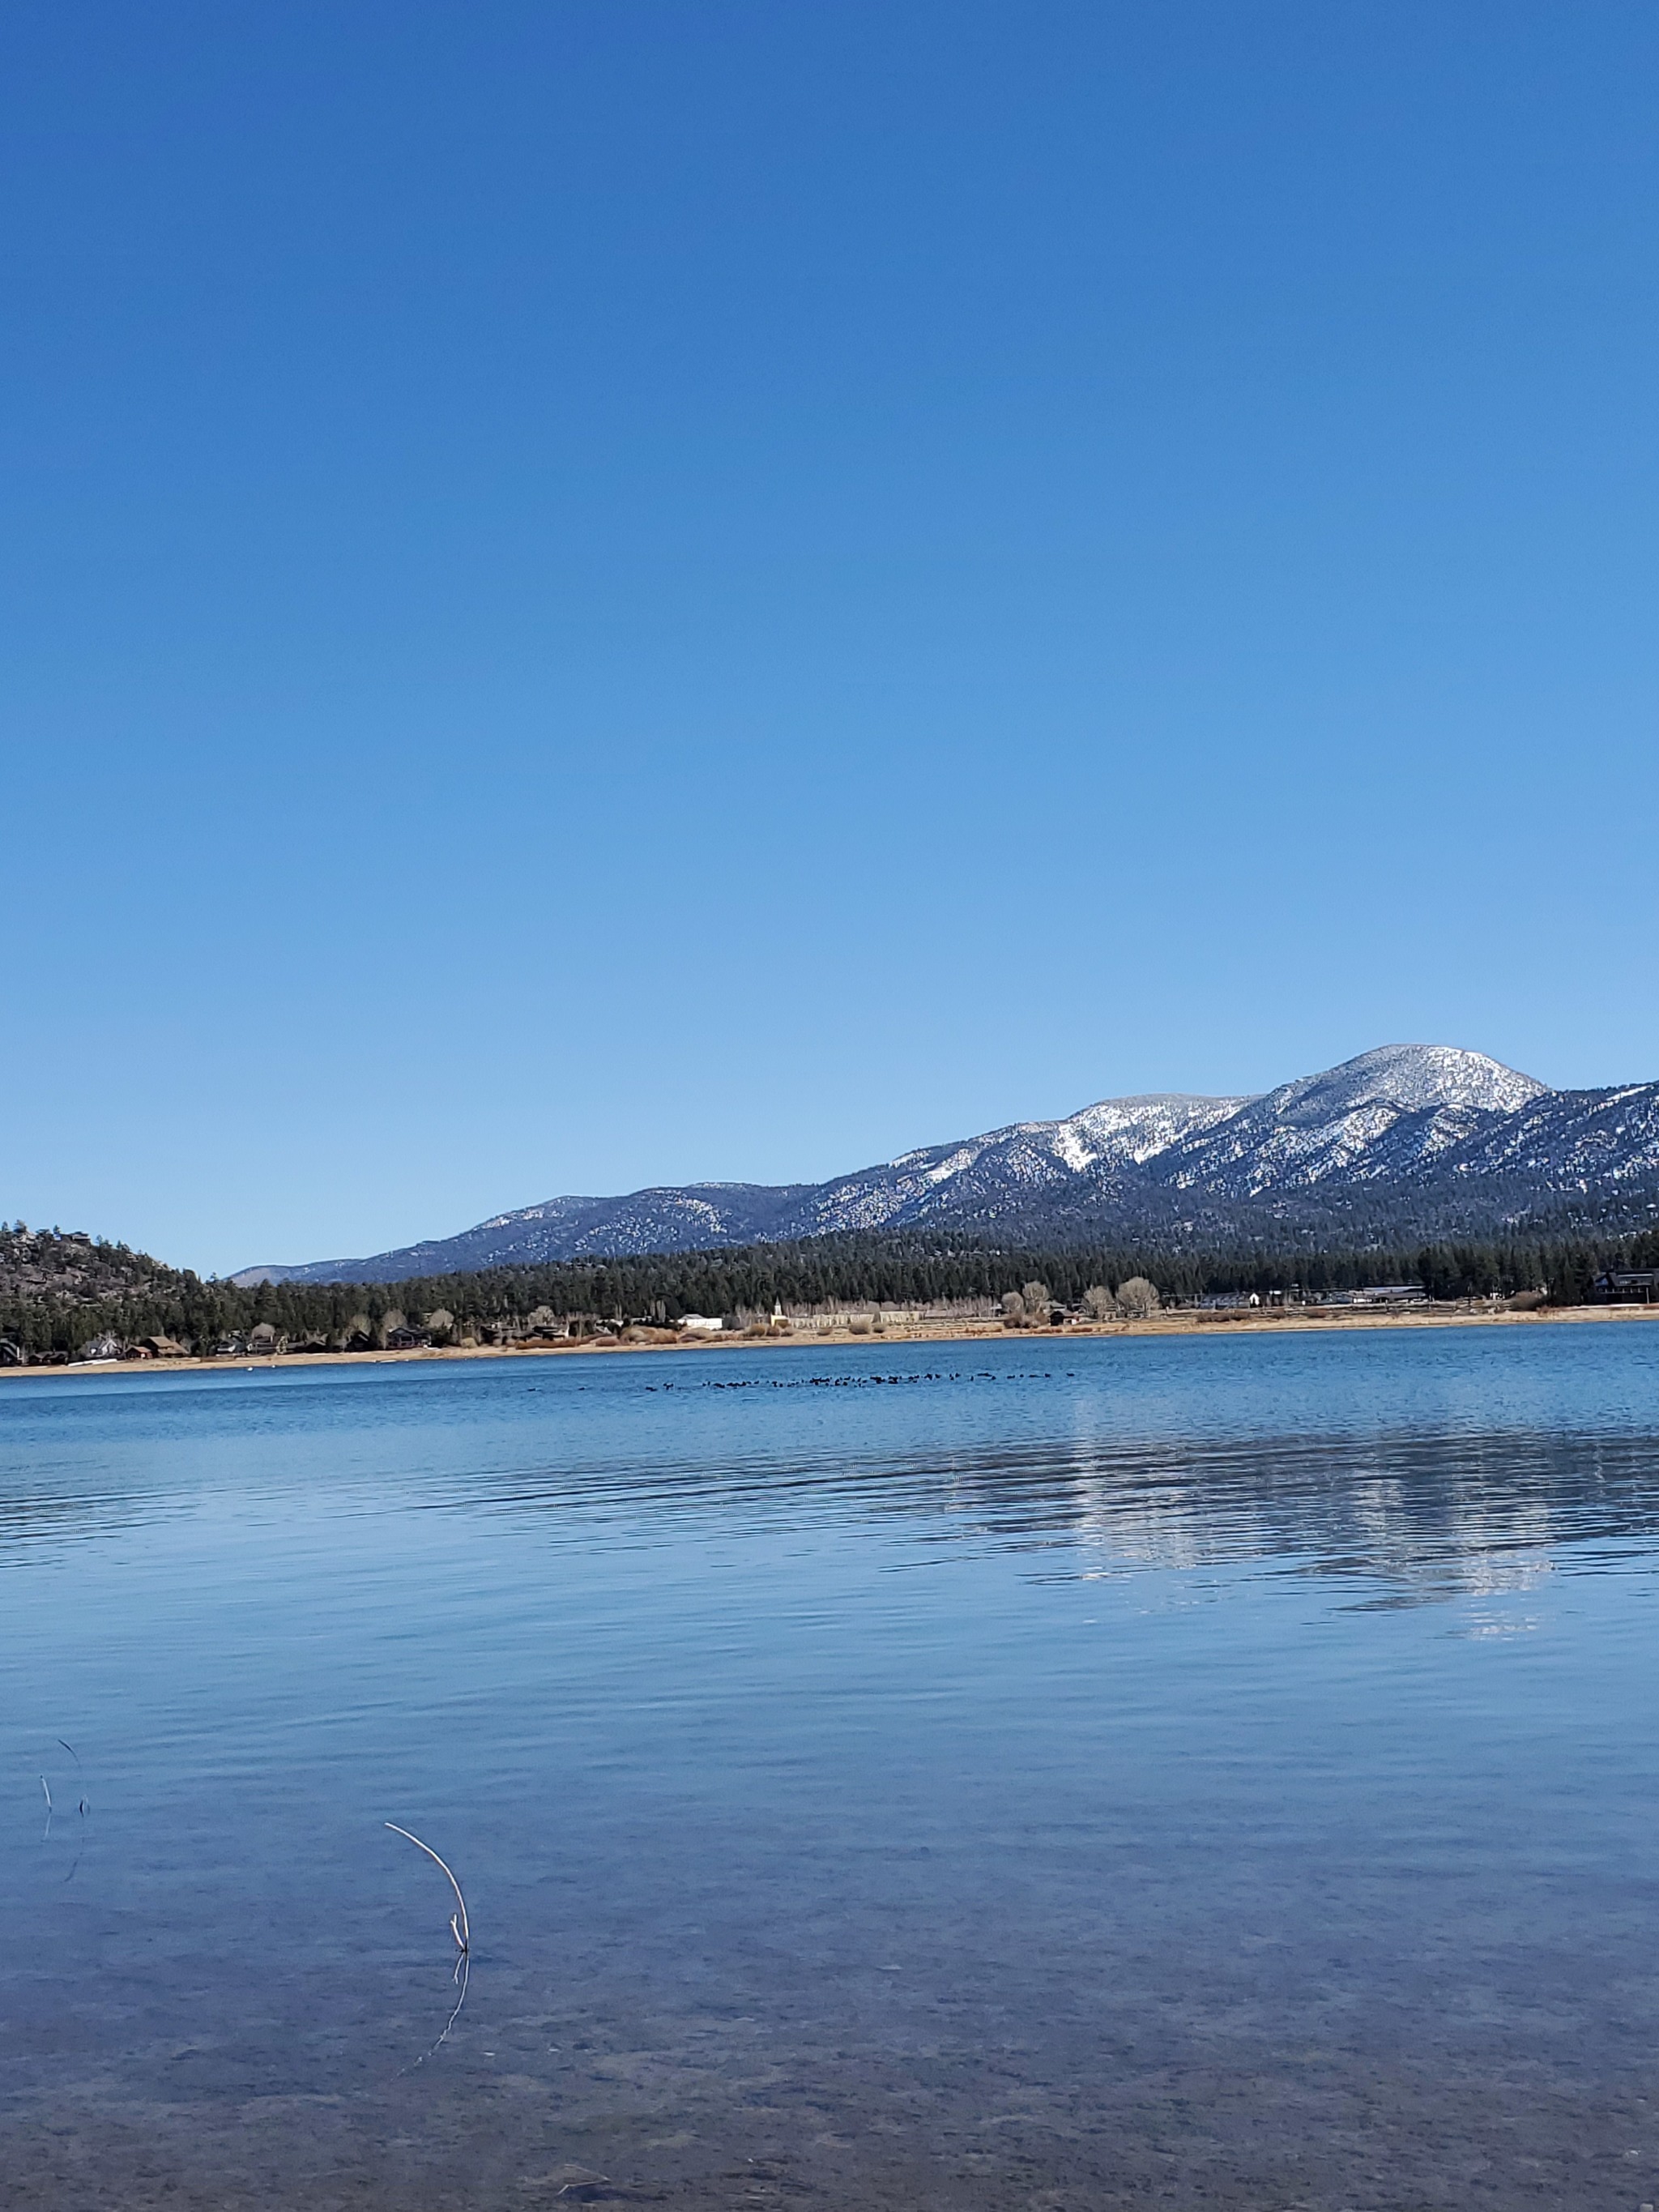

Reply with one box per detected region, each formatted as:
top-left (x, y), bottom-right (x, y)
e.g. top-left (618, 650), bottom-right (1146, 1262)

top-left (6, 1324), bottom-right (1659, 2209)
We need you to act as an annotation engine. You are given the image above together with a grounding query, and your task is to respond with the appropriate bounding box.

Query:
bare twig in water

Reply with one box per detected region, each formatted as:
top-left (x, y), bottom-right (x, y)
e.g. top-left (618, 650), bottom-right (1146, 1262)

top-left (386, 1822), bottom-right (472, 2071)
top-left (397, 1943), bottom-right (471, 2070)
top-left (56, 1739), bottom-right (88, 1814)
top-left (40, 1748), bottom-right (88, 1871)
top-left (385, 1823), bottom-right (469, 1951)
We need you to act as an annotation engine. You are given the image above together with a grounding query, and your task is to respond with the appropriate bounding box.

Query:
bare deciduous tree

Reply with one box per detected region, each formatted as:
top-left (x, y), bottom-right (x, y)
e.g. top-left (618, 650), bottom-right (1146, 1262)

top-left (1115, 1275), bottom-right (1160, 1318)
top-left (1083, 1284), bottom-right (1118, 1321)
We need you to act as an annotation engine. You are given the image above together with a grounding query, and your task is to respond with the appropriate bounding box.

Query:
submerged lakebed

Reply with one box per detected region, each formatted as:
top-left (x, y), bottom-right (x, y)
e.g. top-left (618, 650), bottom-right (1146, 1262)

top-left (6, 1327), bottom-right (1659, 2209)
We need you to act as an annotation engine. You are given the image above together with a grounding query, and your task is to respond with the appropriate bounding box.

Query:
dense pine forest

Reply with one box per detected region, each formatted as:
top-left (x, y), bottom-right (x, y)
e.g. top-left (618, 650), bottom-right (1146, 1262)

top-left (2, 1217), bottom-right (1657, 1361)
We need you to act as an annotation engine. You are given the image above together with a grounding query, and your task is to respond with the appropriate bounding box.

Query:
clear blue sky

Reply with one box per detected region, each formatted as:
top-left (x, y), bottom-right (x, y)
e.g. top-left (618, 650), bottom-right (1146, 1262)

top-left (4, 1), bottom-right (1657, 1275)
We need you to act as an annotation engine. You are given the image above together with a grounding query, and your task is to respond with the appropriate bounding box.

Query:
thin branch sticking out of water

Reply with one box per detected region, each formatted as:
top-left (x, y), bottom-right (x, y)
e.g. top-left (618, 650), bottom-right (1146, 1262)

top-left (386, 1822), bottom-right (471, 2071)
top-left (41, 1744), bottom-right (89, 1871)
top-left (385, 1823), bottom-right (470, 1952)
top-left (57, 1738), bottom-right (88, 1814)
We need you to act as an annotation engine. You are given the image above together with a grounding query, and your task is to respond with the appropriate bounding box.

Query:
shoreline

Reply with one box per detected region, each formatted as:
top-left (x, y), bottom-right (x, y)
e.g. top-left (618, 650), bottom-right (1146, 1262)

top-left (3, 1298), bottom-right (1656, 1381)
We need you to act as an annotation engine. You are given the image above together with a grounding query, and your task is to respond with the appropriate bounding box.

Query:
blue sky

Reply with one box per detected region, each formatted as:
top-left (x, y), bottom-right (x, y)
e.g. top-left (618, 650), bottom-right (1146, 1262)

top-left (4, 1), bottom-right (1657, 1275)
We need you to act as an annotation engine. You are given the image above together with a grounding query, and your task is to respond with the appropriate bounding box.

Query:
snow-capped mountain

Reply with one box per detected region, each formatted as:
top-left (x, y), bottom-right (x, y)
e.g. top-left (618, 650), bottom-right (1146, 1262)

top-left (1154, 1044), bottom-right (1547, 1200)
top-left (236, 1045), bottom-right (1659, 1284)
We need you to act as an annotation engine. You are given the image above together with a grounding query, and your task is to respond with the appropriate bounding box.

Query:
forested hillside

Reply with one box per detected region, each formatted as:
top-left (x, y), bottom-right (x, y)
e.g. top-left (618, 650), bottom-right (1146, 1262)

top-left (3, 1217), bottom-right (1657, 1362)
top-left (0, 1225), bottom-right (203, 1350)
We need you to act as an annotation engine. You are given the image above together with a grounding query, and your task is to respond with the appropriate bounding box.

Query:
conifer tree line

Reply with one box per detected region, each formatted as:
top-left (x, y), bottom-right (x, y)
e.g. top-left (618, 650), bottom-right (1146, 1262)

top-left (2, 1218), bottom-right (1657, 1360)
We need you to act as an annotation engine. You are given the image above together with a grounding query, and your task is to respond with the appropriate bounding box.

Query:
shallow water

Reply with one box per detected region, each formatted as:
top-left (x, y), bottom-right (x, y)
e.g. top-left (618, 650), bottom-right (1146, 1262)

top-left (6, 1325), bottom-right (1659, 2208)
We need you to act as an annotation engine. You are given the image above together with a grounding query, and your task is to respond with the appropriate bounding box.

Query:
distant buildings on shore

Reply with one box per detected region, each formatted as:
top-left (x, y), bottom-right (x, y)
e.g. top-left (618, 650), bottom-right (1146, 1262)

top-left (18, 1275), bottom-right (1659, 1372)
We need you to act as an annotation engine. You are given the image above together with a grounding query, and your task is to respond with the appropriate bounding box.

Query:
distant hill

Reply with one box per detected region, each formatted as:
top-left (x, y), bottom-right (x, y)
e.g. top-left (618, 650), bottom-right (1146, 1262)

top-left (0, 1224), bottom-right (207, 1356)
top-left (0, 1224), bottom-right (194, 1310)
top-left (236, 1044), bottom-right (1659, 1286)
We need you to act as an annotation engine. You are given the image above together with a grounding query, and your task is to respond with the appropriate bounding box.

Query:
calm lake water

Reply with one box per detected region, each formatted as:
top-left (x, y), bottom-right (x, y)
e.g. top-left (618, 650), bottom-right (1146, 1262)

top-left (7, 1325), bottom-right (1659, 2210)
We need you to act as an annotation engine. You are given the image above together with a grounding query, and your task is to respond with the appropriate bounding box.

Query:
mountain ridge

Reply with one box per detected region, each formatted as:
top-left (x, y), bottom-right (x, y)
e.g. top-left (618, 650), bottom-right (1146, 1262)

top-left (236, 1044), bottom-right (1659, 1287)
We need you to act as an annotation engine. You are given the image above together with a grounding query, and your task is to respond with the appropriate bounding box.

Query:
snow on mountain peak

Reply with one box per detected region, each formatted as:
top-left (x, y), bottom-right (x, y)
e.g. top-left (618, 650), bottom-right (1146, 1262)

top-left (243, 1044), bottom-right (1615, 1286)
top-left (1064, 1091), bottom-right (1254, 1165)
top-left (1274, 1044), bottom-right (1548, 1119)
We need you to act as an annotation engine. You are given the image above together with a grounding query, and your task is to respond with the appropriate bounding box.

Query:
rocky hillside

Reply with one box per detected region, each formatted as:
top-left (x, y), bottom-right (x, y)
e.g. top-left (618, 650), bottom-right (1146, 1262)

top-left (0, 1224), bottom-right (194, 1310)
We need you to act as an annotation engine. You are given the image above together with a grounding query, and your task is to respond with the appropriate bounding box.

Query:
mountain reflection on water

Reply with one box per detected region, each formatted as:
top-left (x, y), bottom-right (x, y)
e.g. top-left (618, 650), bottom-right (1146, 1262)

top-left (397, 1418), bottom-right (1649, 1611)
top-left (6, 1324), bottom-right (1659, 2210)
